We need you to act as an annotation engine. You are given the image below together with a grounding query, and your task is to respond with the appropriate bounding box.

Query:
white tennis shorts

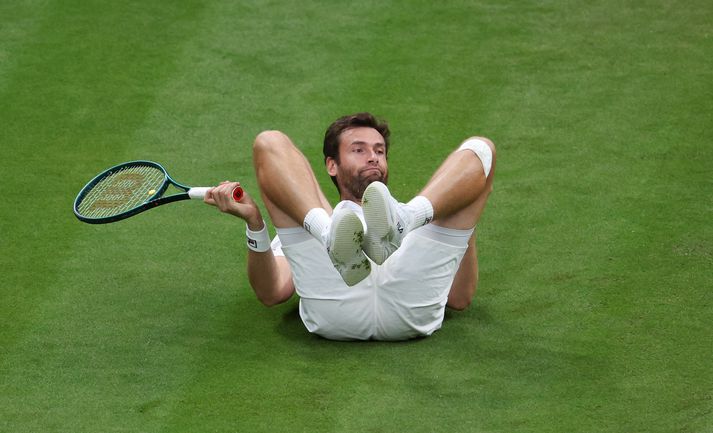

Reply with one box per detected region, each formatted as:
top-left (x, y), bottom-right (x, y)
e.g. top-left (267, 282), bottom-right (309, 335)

top-left (275, 223), bottom-right (472, 341)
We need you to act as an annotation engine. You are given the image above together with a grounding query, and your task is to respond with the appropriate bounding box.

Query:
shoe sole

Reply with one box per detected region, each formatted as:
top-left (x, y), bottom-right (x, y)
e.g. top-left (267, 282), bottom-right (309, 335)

top-left (362, 182), bottom-right (394, 265)
top-left (329, 210), bottom-right (371, 286)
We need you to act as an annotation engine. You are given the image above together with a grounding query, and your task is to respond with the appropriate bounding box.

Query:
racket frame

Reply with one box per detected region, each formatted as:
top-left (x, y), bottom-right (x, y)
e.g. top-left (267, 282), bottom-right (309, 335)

top-left (73, 160), bottom-right (194, 224)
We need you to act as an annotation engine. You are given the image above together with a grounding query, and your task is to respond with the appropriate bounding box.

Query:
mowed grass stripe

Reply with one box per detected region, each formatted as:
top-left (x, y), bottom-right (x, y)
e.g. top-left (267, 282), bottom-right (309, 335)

top-left (0, 1), bottom-right (297, 431)
top-left (0, 1), bottom-right (209, 430)
top-left (0, 0), bottom-right (49, 92)
top-left (480, 1), bottom-right (713, 430)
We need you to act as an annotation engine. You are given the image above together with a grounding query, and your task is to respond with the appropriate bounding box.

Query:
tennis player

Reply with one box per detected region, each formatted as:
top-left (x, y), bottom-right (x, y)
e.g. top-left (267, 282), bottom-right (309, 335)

top-left (205, 112), bottom-right (495, 341)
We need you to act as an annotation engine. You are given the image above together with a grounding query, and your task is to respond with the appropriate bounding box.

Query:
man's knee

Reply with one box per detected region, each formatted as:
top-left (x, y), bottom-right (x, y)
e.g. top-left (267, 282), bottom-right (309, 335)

top-left (446, 295), bottom-right (472, 311)
top-left (476, 136), bottom-right (495, 153)
top-left (253, 130), bottom-right (291, 157)
top-left (459, 136), bottom-right (496, 178)
top-left (462, 136), bottom-right (496, 158)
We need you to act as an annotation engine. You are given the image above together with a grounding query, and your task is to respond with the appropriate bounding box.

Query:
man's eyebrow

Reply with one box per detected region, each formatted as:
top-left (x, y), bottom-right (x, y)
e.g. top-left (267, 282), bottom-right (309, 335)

top-left (349, 140), bottom-right (385, 146)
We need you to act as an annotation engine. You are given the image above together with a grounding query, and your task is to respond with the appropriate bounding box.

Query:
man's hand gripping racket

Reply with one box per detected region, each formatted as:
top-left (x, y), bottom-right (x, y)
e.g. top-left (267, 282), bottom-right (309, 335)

top-left (73, 160), bottom-right (244, 224)
top-left (202, 180), bottom-right (263, 229)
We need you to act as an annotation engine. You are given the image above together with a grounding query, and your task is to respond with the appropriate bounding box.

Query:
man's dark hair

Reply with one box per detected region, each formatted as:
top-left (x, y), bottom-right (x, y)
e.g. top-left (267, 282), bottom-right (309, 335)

top-left (323, 112), bottom-right (391, 191)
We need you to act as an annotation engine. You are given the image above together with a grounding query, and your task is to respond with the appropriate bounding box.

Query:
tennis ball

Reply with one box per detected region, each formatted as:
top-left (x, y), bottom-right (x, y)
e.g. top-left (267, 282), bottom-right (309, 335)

top-left (148, 189), bottom-right (156, 195)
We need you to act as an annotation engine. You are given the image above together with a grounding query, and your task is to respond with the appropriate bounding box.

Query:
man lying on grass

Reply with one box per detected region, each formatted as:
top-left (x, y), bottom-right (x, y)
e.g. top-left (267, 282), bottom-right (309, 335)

top-left (205, 112), bottom-right (496, 341)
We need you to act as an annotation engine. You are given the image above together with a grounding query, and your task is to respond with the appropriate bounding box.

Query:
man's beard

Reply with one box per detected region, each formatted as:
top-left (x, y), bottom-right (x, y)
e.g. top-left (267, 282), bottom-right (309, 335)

top-left (343, 170), bottom-right (388, 200)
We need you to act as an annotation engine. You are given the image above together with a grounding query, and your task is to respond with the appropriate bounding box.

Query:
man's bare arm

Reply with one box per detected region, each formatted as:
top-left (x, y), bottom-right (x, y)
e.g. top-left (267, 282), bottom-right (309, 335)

top-left (245, 231), bottom-right (295, 306)
top-left (205, 182), bottom-right (295, 306)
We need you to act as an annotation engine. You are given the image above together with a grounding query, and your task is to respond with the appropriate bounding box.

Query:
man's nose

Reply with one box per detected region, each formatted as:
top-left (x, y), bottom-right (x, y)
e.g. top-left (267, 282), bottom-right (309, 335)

top-left (367, 149), bottom-right (380, 163)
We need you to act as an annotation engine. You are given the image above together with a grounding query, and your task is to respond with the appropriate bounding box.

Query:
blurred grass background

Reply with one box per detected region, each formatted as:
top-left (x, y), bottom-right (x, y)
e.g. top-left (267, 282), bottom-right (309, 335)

top-left (1, 0), bottom-right (711, 432)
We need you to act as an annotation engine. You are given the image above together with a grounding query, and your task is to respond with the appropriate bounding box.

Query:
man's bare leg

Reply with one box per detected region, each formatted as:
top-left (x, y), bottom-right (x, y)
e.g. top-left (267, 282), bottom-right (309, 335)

top-left (252, 130), bottom-right (332, 229)
top-left (420, 137), bottom-right (495, 309)
top-left (362, 136), bottom-right (496, 264)
top-left (420, 136), bottom-right (496, 229)
top-left (361, 136), bottom-right (496, 305)
top-left (252, 130), bottom-right (371, 286)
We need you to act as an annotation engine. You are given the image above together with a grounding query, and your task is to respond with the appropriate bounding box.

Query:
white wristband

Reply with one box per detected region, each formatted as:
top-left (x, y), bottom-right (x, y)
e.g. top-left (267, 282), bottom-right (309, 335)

top-left (246, 221), bottom-right (271, 253)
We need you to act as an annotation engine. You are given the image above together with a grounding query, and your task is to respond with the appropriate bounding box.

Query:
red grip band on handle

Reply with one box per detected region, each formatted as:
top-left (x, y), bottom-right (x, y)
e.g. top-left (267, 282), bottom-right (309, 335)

top-left (232, 186), bottom-right (244, 202)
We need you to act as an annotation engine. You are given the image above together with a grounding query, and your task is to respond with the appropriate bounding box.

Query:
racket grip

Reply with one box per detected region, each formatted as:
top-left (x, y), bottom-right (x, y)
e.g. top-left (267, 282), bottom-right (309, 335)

top-left (188, 187), bottom-right (210, 199)
top-left (232, 186), bottom-right (244, 202)
top-left (187, 186), bottom-right (244, 201)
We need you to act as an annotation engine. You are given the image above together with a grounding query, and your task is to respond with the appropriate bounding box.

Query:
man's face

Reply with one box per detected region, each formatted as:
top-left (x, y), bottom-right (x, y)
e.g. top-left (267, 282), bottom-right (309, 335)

top-left (327, 126), bottom-right (388, 201)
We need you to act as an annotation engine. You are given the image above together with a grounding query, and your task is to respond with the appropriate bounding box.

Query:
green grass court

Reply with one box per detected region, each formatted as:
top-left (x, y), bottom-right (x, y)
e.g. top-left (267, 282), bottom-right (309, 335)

top-left (1, 0), bottom-right (711, 431)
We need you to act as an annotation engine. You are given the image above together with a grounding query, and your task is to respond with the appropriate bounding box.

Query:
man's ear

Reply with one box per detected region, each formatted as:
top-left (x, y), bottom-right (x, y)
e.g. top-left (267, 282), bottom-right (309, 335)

top-left (326, 157), bottom-right (338, 177)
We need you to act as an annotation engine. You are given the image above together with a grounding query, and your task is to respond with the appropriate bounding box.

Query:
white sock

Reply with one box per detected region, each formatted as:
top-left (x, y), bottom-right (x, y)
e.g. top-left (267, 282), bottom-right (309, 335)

top-left (303, 208), bottom-right (331, 244)
top-left (459, 138), bottom-right (492, 177)
top-left (404, 196), bottom-right (434, 230)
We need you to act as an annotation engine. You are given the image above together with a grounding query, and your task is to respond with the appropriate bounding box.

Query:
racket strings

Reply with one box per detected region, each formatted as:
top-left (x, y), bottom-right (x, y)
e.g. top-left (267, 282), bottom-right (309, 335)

top-left (77, 165), bottom-right (165, 218)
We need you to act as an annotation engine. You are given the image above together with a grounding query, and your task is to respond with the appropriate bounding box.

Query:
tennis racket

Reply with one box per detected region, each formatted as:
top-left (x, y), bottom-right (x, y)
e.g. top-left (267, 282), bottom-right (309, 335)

top-left (73, 160), bottom-right (243, 224)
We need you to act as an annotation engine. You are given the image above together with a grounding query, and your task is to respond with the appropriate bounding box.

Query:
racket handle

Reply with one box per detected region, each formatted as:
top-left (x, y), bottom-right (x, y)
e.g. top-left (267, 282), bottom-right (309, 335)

top-left (232, 186), bottom-right (244, 202)
top-left (188, 186), bottom-right (244, 202)
top-left (188, 187), bottom-right (210, 199)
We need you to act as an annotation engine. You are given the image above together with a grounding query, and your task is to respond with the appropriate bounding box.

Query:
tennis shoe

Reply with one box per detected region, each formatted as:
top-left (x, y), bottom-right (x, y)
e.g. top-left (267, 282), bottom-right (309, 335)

top-left (361, 181), bottom-right (411, 265)
top-left (327, 208), bottom-right (371, 286)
